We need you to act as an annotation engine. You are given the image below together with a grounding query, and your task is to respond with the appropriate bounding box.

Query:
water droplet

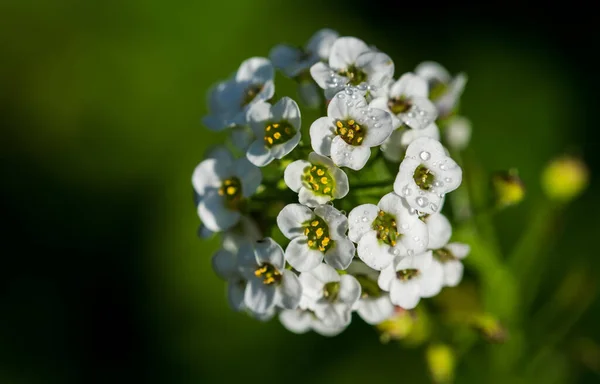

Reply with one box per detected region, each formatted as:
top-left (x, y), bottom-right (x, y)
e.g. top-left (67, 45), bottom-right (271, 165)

top-left (402, 186), bottom-right (412, 196)
top-left (422, 119), bottom-right (429, 125)
top-left (367, 108), bottom-right (373, 113)
top-left (346, 101), bottom-right (354, 107)
top-left (433, 181), bottom-right (444, 187)
top-left (408, 112), bottom-right (416, 118)
top-left (374, 123), bottom-right (381, 128)
top-left (361, 216), bottom-right (368, 222)
top-left (401, 223), bottom-right (409, 230)
top-left (419, 151), bottom-right (431, 161)
top-left (345, 88), bottom-right (353, 95)
top-left (418, 110), bottom-right (425, 116)
top-left (407, 249), bottom-right (415, 257)
top-left (351, 94), bottom-right (357, 99)
top-left (429, 203), bottom-right (438, 212)
top-left (445, 177), bottom-right (452, 183)
top-left (416, 196), bottom-right (428, 208)
top-left (337, 93), bottom-right (345, 99)
top-left (360, 109), bottom-right (367, 115)
top-left (439, 163), bottom-right (447, 171)
top-left (392, 248), bottom-right (400, 256)
top-left (329, 71), bottom-right (336, 77)
top-left (344, 152), bottom-right (349, 157)
top-left (413, 236), bottom-right (420, 242)
top-left (370, 116), bottom-right (377, 121)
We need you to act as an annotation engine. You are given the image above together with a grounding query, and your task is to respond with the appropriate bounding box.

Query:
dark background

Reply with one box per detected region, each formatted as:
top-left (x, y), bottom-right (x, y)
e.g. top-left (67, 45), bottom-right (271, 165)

top-left (1, 1), bottom-right (599, 383)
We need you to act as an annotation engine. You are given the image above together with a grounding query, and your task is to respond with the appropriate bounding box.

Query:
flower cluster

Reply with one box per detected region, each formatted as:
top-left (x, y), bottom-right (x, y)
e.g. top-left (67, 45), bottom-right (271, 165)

top-left (193, 29), bottom-right (471, 336)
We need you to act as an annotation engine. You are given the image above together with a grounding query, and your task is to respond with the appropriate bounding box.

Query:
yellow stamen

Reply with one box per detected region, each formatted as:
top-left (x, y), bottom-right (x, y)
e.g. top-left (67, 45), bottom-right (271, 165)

top-left (320, 177), bottom-right (328, 184)
top-left (274, 132), bottom-right (281, 139)
top-left (317, 169), bottom-right (325, 176)
top-left (336, 121), bottom-right (343, 128)
top-left (226, 186), bottom-right (236, 195)
top-left (311, 220), bottom-right (319, 227)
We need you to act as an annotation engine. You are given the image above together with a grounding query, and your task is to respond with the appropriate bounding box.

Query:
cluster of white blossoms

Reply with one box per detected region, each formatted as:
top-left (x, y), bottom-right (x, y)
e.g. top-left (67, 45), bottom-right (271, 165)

top-left (193, 29), bottom-right (472, 336)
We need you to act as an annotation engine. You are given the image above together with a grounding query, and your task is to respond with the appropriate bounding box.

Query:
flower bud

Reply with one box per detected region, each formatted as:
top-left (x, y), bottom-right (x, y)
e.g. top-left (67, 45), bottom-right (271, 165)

top-left (426, 344), bottom-right (455, 384)
top-left (444, 116), bottom-right (471, 151)
top-left (541, 155), bottom-right (589, 202)
top-left (492, 169), bottom-right (525, 208)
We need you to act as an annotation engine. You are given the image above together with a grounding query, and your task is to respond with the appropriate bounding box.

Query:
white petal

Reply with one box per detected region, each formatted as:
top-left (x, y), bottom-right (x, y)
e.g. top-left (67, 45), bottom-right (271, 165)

top-left (443, 260), bottom-right (464, 287)
top-left (310, 62), bottom-right (334, 89)
top-left (308, 263), bottom-right (340, 284)
top-left (271, 130), bottom-right (301, 159)
top-left (272, 97), bottom-right (301, 129)
top-left (197, 191), bottom-right (240, 232)
top-left (298, 187), bottom-right (331, 208)
top-left (246, 140), bottom-right (274, 167)
top-left (445, 243), bottom-right (471, 259)
top-left (355, 51), bottom-right (394, 88)
top-left (191, 158), bottom-right (227, 197)
top-left (426, 213), bottom-right (452, 250)
top-left (327, 92), bottom-right (354, 120)
top-left (324, 238), bottom-right (355, 270)
top-left (269, 45), bottom-right (302, 76)
top-left (278, 270), bottom-right (303, 309)
top-left (246, 101), bottom-right (272, 137)
top-left (311, 317), bottom-right (347, 336)
top-left (378, 263), bottom-right (397, 291)
top-left (348, 204), bottom-right (379, 243)
top-left (390, 72), bottom-right (429, 98)
top-left (357, 295), bottom-right (395, 325)
top-left (329, 37), bottom-right (370, 70)
top-left (309, 117), bottom-right (335, 156)
top-left (232, 158), bottom-right (262, 198)
top-left (397, 250), bottom-right (433, 271)
top-left (204, 146), bottom-right (234, 164)
top-left (395, 204), bottom-right (429, 255)
top-left (390, 279), bottom-right (420, 309)
top-left (444, 116), bottom-right (471, 150)
top-left (377, 192), bottom-right (404, 213)
top-left (357, 231), bottom-right (394, 271)
top-left (400, 97), bottom-right (438, 130)
top-left (419, 261), bottom-right (444, 298)
top-left (399, 122), bottom-right (440, 148)
top-left (244, 279), bottom-right (276, 314)
top-left (330, 136), bottom-right (370, 170)
top-left (235, 57), bottom-right (274, 83)
top-left (284, 160), bottom-right (310, 192)
top-left (415, 61), bottom-right (451, 84)
top-left (330, 166), bottom-right (349, 199)
top-left (314, 204), bottom-right (346, 238)
top-left (285, 237), bottom-right (323, 272)
top-left (227, 280), bottom-right (246, 311)
top-left (360, 107), bottom-right (394, 147)
top-left (211, 249), bottom-right (237, 280)
top-left (306, 28), bottom-right (339, 60)
top-left (279, 309), bottom-right (312, 334)
top-left (254, 237), bottom-right (285, 269)
top-left (338, 274), bottom-right (361, 305)
top-left (277, 203), bottom-right (313, 239)
top-left (298, 272), bottom-right (324, 305)
top-left (308, 151), bottom-right (334, 167)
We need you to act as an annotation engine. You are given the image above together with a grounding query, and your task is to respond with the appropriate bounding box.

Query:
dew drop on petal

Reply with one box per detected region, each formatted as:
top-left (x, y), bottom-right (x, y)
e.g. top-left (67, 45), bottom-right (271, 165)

top-left (374, 123), bottom-right (381, 128)
top-left (345, 88), bottom-right (353, 95)
top-left (418, 110), bottom-right (425, 116)
top-left (430, 203), bottom-right (438, 212)
top-left (433, 181), bottom-right (444, 187)
top-left (401, 223), bottom-right (409, 230)
top-left (402, 186), bottom-right (412, 196)
top-left (408, 112), bottom-right (416, 118)
top-left (445, 177), bottom-right (452, 183)
top-left (416, 196), bottom-right (428, 208)
top-left (361, 217), bottom-right (368, 222)
top-left (413, 236), bottom-right (420, 242)
top-left (407, 249), bottom-right (415, 257)
top-left (337, 93), bottom-right (345, 99)
top-left (439, 163), bottom-right (447, 171)
top-left (419, 151), bottom-right (431, 161)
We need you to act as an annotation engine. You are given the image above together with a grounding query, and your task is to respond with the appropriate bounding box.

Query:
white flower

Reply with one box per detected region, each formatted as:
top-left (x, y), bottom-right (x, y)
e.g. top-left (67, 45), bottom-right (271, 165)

top-left (279, 308), bottom-right (347, 336)
top-left (202, 57), bottom-right (275, 131)
top-left (310, 92), bottom-right (393, 170)
top-left (237, 238), bottom-right (303, 315)
top-left (277, 204), bottom-right (355, 271)
top-left (347, 261), bottom-right (395, 325)
top-left (394, 137), bottom-right (462, 215)
top-left (192, 148), bottom-right (262, 232)
top-left (378, 251), bottom-right (444, 309)
top-left (284, 152), bottom-right (349, 207)
top-left (370, 72), bottom-right (438, 130)
top-left (381, 122), bottom-right (440, 163)
top-left (432, 242), bottom-right (470, 287)
top-left (423, 212), bottom-right (452, 250)
top-left (246, 97), bottom-right (302, 166)
top-left (348, 192), bottom-right (428, 270)
top-left (270, 28), bottom-right (339, 78)
top-left (212, 243), bottom-right (248, 312)
top-left (221, 216), bottom-right (262, 253)
top-left (310, 37), bottom-right (394, 99)
top-left (444, 116), bottom-right (471, 151)
top-left (415, 61), bottom-right (467, 118)
top-left (298, 263), bottom-right (361, 327)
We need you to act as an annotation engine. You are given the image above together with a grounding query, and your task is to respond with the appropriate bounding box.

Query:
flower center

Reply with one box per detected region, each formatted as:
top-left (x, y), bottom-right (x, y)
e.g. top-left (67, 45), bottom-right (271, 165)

top-left (323, 281), bottom-right (340, 302)
top-left (387, 97), bottom-right (412, 115)
top-left (303, 217), bottom-right (333, 252)
top-left (218, 177), bottom-right (243, 209)
top-left (355, 274), bottom-right (383, 299)
top-left (337, 64), bottom-right (367, 86)
top-left (413, 164), bottom-right (435, 190)
top-left (263, 121), bottom-right (296, 148)
top-left (428, 80), bottom-right (448, 101)
top-left (396, 268), bottom-right (420, 281)
top-left (335, 119), bottom-right (366, 146)
top-left (302, 164), bottom-right (335, 196)
top-left (254, 263), bottom-right (282, 285)
top-left (241, 84), bottom-right (264, 106)
top-left (372, 210), bottom-right (400, 247)
top-left (434, 248), bottom-right (456, 263)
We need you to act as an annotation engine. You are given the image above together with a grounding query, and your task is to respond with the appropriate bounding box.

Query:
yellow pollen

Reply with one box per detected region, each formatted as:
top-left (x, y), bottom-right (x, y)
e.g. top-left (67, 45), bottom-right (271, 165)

top-left (391, 240), bottom-right (397, 246)
top-left (218, 189), bottom-right (224, 196)
top-left (355, 125), bottom-right (361, 131)
top-left (265, 126), bottom-right (271, 132)
top-left (320, 177), bottom-right (328, 184)
top-left (304, 228), bottom-right (310, 236)
top-left (311, 220), bottom-right (319, 227)
top-left (266, 137), bottom-right (273, 145)
top-left (307, 240), bottom-right (315, 247)
top-left (226, 186), bottom-right (237, 195)
top-left (348, 119), bottom-right (355, 125)
top-left (313, 184), bottom-right (320, 191)
top-left (273, 123), bottom-right (279, 128)
top-left (323, 187), bottom-right (331, 194)
top-left (379, 211), bottom-right (385, 216)
top-left (317, 169), bottom-right (325, 176)
top-left (357, 137), bottom-right (363, 143)
top-left (336, 121), bottom-right (344, 128)
top-left (339, 127), bottom-right (348, 135)
top-left (322, 237), bottom-right (330, 246)
top-left (254, 266), bottom-right (267, 277)
top-left (274, 132), bottom-right (281, 139)
top-left (264, 276), bottom-right (275, 284)
top-left (378, 225), bottom-right (384, 231)
top-left (311, 166), bottom-right (317, 171)
top-left (316, 228), bottom-right (324, 238)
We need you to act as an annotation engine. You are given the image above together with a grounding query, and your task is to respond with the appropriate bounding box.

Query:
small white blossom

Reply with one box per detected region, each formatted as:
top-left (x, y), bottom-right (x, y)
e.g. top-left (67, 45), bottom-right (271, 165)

top-left (284, 152), bottom-right (349, 207)
top-left (279, 308), bottom-right (348, 337)
top-left (444, 115), bottom-right (472, 151)
top-left (394, 137), bottom-right (462, 215)
top-left (299, 263), bottom-right (361, 328)
top-left (423, 212), bottom-right (452, 250)
top-left (348, 192), bottom-right (428, 270)
top-left (381, 122), bottom-right (441, 163)
top-left (277, 204), bottom-right (355, 271)
top-left (415, 61), bottom-right (467, 118)
top-left (378, 251), bottom-right (444, 309)
top-left (432, 242), bottom-right (470, 287)
top-left (310, 37), bottom-right (394, 99)
top-left (347, 261), bottom-right (395, 325)
top-left (238, 238), bottom-right (303, 315)
top-left (203, 57), bottom-right (275, 131)
top-left (192, 148), bottom-right (262, 232)
top-left (310, 92), bottom-right (393, 170)
top-left (270, 28), bottom-right (339, 78)
top-left (246, 97), bottom-right (302, 166)
top-left (370, 72), bottom-right (438, 130)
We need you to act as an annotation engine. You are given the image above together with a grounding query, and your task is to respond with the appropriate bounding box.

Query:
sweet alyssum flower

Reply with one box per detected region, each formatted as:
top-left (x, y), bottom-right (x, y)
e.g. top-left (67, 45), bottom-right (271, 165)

top-left (238, 238), bottom-right (302, 315)
top-left (348, 192), bottom-right (428, 270)
top-left (284, 152), bottom-right (349, 207)
top-left (246, 97), bottom-right (302, 167)
top-left (394, 137), bottom-right (462, 214)
top-left (203, 57), bottom-right (275, 131)
top-left (279, 308), bottom-right (347, 336)
top-left (277, 203), bottom-right (355, 271)
top-left (310, 92), bottom-right (393, 170)
top-left (443, 115), bottom-right (472, 151)
top-left (432, 242), bottom-right (470, 287)
top-left (310, 36), bottom-right (394, 99)
top-left (378, 251), bottom-right (444, 309)
top-left (192, 148), bottom-right (262, 232)
top-left (415, 61), bottom-right (467, 118)
top-left (370, 72), bottom-right (438, 131)
top-left (347, 261), bottom-right (395, 325)
top-left (299, 263), bottom-right (361, 328)
top-left (423, 212), bottom-right (452, 250)
top-left (381, 122), bottom-right (441, 163)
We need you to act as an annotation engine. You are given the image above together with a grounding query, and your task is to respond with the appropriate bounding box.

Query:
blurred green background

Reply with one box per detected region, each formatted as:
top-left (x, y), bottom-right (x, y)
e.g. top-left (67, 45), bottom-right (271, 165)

top-left (1, 1), bottom-right (599, 383)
